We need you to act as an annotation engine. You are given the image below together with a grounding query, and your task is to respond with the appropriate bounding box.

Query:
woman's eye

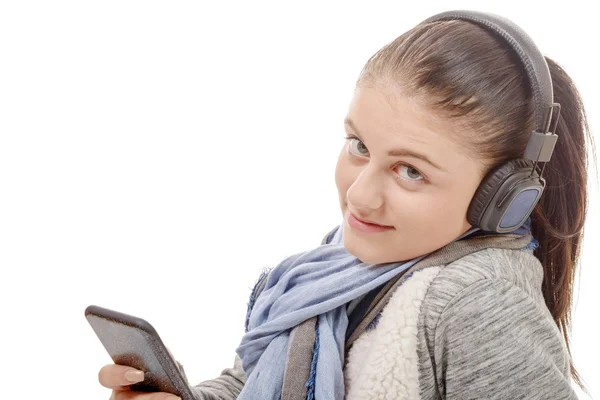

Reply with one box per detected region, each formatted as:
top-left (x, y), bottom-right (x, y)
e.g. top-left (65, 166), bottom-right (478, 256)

top-left (397, 164), bottom-right (424, 182)
top-left (346, 136), bottom-right (369, 156)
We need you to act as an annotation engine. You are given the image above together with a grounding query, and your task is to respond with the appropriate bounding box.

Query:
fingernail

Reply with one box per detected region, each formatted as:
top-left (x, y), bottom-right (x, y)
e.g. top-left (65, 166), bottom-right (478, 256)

top-left (124, 369), bottom-right (144, 383)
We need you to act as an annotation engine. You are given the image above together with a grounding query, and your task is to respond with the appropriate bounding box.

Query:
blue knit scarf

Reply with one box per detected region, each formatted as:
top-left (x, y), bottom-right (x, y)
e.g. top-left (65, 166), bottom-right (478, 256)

top-left (235, 220), bottom-right (532, 399)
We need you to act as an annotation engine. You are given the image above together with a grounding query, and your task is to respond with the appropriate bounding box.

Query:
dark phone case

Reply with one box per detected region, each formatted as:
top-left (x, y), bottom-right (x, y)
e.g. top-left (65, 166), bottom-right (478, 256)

top-left (85, 305), bottom-right (195, 400)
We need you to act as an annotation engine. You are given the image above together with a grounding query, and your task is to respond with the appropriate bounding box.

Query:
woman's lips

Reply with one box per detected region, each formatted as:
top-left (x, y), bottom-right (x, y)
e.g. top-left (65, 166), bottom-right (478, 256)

top-left (348, 213), bottom-right (394, 233)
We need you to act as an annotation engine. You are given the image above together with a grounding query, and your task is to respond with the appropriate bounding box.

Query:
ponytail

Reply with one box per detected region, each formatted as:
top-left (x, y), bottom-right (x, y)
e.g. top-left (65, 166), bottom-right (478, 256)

top-left (530, 57), bottom-right (597, 390)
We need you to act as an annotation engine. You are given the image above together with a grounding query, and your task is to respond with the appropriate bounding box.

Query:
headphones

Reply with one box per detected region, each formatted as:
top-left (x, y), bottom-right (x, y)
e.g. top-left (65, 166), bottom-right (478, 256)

top-left (421, 10), bottom-right (561, 233)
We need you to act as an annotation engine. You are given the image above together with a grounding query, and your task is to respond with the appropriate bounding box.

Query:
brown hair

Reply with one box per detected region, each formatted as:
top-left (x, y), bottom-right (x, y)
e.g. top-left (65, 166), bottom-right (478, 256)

top-left (356, 19), bottom-right (597, 389)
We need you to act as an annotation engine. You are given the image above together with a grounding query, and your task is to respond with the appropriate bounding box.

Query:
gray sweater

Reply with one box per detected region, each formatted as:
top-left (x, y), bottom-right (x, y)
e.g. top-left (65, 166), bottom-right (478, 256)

top-left (183, 235), bottom-right (577, 399)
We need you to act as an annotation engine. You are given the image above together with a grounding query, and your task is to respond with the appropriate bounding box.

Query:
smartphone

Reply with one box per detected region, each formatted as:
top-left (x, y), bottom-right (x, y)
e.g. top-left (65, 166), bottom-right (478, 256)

top-left (85, 305), bottom-right (195, 400)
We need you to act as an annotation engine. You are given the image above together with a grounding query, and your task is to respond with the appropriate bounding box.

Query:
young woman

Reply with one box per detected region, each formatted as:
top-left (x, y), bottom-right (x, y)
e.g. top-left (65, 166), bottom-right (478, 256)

top-left (98, 10), bottom-right (595, 400)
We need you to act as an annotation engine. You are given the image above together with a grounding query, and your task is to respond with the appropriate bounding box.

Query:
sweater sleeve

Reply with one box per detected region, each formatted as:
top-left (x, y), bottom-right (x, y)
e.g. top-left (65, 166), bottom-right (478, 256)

top-left (432, 278), bottom-right (578, 400)
top-left (176, 355), bottom-right (246, 400)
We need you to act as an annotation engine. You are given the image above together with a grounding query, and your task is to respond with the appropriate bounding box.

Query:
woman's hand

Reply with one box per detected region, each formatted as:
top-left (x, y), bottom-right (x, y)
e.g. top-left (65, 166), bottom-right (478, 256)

top-left (98, 364), bottom-right (181, 400)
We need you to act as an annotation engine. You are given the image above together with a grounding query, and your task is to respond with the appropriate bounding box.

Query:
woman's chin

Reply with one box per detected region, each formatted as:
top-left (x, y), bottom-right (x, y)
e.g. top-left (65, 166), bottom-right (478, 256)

top-left (342, 237), bottom-right (383, 265)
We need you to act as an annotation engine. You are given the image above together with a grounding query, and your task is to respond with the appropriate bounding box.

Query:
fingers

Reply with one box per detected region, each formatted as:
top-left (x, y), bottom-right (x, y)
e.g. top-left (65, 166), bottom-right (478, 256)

top-left (100, 364), bottom-right (181, 400)
top-left (111, 391), bottom-right (181, 400)
top-left (99, 364), bottom-right (145, 389)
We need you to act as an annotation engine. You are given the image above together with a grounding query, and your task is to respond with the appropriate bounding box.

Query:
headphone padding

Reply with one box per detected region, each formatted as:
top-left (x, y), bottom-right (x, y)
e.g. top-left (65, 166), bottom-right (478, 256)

top-left (467, 158), bottom-right (534, 226)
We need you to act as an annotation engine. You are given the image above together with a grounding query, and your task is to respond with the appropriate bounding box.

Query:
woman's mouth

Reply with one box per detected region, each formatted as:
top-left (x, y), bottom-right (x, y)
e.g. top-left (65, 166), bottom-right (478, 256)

top-left (348, 213), bottom-right (394, 233)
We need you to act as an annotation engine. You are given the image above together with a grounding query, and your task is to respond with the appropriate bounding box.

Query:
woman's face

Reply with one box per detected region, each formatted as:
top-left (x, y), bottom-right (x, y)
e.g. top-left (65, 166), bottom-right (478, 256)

top-left (335, 84), bottom-right (487, 264)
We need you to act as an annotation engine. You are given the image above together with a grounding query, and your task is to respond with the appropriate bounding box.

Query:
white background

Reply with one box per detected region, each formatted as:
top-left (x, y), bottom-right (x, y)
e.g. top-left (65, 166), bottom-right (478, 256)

top-left (1, 1), bottom-right (598, 399)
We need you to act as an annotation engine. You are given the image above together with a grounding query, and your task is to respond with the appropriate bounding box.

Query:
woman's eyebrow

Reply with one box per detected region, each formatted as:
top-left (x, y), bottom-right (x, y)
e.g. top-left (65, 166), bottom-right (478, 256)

top-left (344, 118), bottom-right (446, 172)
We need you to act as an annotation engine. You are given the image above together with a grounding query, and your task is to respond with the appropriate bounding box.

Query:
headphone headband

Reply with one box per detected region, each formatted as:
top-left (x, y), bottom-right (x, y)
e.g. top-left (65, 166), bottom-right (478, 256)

top-left (421, 10), bottom-right (559, 165)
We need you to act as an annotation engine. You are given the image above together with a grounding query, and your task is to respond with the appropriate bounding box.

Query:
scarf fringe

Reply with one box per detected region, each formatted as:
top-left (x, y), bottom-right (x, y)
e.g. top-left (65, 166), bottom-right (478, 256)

top-left (305, 318), bottom-right (320, 400)
top-left (245, 266), bottom-right (272, 333)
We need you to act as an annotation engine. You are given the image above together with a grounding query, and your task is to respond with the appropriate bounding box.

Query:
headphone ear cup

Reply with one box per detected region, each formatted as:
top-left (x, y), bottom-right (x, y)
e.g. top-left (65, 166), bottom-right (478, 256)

top-left (467, 159), bottom-right (535, 228)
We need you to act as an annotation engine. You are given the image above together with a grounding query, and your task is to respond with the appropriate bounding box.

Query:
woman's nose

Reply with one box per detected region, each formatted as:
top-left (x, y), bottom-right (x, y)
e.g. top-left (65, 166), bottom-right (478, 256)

top-left (346, 167), bottom-right (384, 211)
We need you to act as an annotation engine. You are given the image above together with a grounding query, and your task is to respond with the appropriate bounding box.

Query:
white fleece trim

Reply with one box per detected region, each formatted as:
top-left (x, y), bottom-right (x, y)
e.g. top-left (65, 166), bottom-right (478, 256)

top-left (345, 267), bottom-right (442, 400)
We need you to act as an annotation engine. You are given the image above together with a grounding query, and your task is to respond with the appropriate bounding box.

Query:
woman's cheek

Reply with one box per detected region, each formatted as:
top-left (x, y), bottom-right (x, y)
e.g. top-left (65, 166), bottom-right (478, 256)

top-left (335, 157), bottom-right (357, 197)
